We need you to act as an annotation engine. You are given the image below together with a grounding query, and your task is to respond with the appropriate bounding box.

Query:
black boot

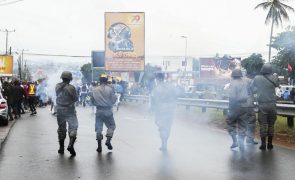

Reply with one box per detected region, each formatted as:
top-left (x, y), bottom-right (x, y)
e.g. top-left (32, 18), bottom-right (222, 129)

top-left (230, 135), bottom-right (238, 149)
top-left (58, 140), bottom-right (64, 154)
top-left (67, 137), bottom-right (76, 156)
top-left (238, 136), bottom-right (245, 151)
top-left (96, 140), bottom-right (102, 153)
top-left (259, 137), bottom-right (266, 151)
top-left (267, 136), bottom-right (274, 150)
top-left (105, 137), bottom-right (113, 150)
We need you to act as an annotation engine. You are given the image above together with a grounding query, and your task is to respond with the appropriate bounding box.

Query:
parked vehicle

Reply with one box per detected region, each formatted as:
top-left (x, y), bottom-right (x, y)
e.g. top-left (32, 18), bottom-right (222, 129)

top-left (0, 92), bottom-right (8, 126)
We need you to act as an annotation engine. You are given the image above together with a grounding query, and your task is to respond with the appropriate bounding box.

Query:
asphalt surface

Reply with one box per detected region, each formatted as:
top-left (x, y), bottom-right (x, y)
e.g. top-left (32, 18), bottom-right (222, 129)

top-left (1, 103), bottom-right (295, 180)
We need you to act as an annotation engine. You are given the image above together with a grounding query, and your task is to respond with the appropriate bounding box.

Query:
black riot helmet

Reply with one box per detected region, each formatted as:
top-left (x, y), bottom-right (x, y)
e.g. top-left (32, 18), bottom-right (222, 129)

top-left (260, 63), bottom-right (272, 75)
top-left (231, 69), bottom-right (243, 78)
top-left (60, 71), bottom-right (73, 81)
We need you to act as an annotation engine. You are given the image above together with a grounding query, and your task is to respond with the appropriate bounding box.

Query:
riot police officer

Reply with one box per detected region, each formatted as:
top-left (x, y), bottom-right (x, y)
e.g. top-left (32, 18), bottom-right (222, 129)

top-left (151, 72), bottom-right (178, 151)
top-left (55, 71), bottom-right (79, 156)
top-left (227, 69), bottom-right (249, 150)
top-left (252, 64), bottom-right (279, 150)
top-left (90, 74), bottom-right (117, 153)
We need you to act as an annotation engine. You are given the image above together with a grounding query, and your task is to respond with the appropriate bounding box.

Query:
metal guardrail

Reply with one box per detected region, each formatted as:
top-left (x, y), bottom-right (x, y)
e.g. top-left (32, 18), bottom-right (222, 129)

top-left (123, 94), bottom-right (295, 128)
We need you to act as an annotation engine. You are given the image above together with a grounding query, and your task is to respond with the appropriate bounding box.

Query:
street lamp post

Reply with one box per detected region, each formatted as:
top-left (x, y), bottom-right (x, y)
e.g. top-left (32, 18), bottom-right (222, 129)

top-left (181, 35), bottom-right (188, 75)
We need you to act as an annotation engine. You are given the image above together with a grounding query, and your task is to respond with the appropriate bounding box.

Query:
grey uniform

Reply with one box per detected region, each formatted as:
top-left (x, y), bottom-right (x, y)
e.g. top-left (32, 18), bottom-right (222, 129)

top-left (227, 78), bottom-right (250, 137)
top-left (91, 84), bottom-right (117, 140)
top-left (55, 82), bottom-right (79, 140)
top-left (151, 82), bottom-right (178, 141)
top-left (252, 74), bottom-right (279, 137)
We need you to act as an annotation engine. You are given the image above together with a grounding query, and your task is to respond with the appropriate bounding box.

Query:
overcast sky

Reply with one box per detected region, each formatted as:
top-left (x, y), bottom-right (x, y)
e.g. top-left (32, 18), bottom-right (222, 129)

top-left (0, 0), bottom-right (295, 60)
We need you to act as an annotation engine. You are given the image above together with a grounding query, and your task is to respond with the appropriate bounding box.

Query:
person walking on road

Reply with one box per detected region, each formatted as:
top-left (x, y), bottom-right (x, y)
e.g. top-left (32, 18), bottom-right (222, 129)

top-left (27, 81), bottom-right (37, 115)
top-left (55, 71), bottom-right (79, 156)
top-left (227, 69), bottom-right (249, 150)
top-left (13, 80), bottom-right (26, 118)
top-left (151, 72), bottom-right (178, 151)
top-left (252, 64), bottom-right (279, 151)
top-left (90, 74), bottom-right (117, 153)
top-left (2, 81), bottom-right (16, 121)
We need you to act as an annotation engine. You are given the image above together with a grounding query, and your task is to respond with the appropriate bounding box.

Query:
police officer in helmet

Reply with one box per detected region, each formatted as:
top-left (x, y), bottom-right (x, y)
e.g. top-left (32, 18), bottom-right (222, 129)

top-left (55, 71), bottom-right (79, 156)
top-left (227, 69), bottom-right (249, 150)
top-left (252, 63), bottom-right (279, 150)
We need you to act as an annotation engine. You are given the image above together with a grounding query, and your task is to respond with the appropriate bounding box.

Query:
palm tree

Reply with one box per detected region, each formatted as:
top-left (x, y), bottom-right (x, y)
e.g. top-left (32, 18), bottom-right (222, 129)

top-left (255, 0), bottom-right (294, 62)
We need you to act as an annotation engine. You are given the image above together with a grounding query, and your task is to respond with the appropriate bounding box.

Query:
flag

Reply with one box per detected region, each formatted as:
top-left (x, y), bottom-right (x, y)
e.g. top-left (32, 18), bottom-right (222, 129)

top-left (288, 63), bottom-right (293, 73)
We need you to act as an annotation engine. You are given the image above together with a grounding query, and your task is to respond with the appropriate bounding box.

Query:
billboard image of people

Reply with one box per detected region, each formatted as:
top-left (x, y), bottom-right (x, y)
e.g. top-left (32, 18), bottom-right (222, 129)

top-left (105, 12), bottom-right (145, 71)
top-left (200, 55), bottom-right (241, 78)
top-left (0, 55), bottom-right (13, 76)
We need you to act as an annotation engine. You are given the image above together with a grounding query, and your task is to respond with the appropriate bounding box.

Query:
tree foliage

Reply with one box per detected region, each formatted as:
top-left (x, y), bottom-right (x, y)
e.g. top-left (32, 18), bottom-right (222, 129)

top-left (255, 0), bottom-right (294, 62)
top-left (255, 0), bottom-right (294, 26)
top-left (241, 53), bottom-right (265, 77)
top-left (272, 26), bottom-right (295, 78)
top-left (80, 63), bottom-right (105, 83)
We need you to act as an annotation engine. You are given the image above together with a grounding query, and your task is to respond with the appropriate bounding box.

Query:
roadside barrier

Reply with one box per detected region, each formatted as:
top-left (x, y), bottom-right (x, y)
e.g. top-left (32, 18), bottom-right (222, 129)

top-left (123, 94), bottom-right (295, 128)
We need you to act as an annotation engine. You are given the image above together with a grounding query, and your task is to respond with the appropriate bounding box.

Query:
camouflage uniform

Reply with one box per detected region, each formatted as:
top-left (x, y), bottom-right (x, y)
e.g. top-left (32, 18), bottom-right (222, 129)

top-left (55, 82), bottom-right (79, 144)
top-left (252, 64), bottom-right (279, 150)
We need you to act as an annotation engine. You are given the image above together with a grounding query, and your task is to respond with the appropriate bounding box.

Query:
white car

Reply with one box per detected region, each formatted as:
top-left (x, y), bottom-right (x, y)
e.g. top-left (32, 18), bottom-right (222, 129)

top-left (0, 92), bottom-right (8, 126)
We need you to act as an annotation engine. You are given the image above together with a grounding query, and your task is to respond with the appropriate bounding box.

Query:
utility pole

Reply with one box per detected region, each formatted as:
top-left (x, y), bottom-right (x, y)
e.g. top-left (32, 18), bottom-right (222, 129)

top-left (0, 29), bottom-right (15, 55)
top-left (17, 49), bottom-right (29, 80)
top-left (181, 36), bottom-right (188, 75)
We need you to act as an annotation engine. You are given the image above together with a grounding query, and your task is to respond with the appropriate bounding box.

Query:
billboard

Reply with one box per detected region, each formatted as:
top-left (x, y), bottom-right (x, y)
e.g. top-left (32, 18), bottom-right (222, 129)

top-left (200, 56), bottom-right (241, 78)
top-left (92, 51), bottom-right (105, 68)
top-left (0, 55), bottom-right (13, 76)
top-left (105, 12), bottom-right (145, 71)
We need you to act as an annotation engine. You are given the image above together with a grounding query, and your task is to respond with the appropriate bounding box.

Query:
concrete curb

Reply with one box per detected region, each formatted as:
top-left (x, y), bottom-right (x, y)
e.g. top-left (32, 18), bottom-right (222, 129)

top-left (0, 120), bottom-right (16, 150)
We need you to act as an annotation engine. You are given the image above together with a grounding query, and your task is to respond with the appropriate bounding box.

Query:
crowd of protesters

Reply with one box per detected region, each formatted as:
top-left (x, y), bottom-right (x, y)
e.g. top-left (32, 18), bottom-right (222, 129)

top-left (0, 79), bottom-right (38, 120)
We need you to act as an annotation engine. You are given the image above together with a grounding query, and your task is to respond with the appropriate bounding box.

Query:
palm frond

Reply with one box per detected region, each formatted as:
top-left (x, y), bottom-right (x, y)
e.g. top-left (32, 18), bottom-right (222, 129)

top-left (280, 2), bottom-right (295, 12)
top-left (257, 0), bottom-right (294, 26)
top-left (276, 13), bottom-right (283, 26)
top-left (255, 2), bottom-right (271, 10)
top-left (278, 7), bottom-right (290, 20)
top-left (265, 7), bottom-right (274, 24)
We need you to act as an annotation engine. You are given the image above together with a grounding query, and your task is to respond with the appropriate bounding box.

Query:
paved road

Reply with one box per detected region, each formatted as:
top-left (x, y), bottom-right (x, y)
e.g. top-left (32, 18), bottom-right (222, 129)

top-left (1, 103), bottom-right (295, 180)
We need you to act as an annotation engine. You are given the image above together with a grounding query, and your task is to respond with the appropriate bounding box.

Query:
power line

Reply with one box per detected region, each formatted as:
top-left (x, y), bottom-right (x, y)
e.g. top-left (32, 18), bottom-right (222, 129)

top-left (0, 0), bottom-right (24, 6)
top-left (23, 52), bottom-right (91, 58)
top-left (0, 0), bottom-right (12, 3)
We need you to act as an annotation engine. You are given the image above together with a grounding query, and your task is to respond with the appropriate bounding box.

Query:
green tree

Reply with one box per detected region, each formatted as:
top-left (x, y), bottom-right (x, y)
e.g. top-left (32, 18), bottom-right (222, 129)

top-left (255, 0), bottom-right (294, 62)
top-left (80, 63), bottom-right (105, 83)
top-left (272, 26), bottom-right (295, 79)
top-left (241, 53), bottom-right (265, 77)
